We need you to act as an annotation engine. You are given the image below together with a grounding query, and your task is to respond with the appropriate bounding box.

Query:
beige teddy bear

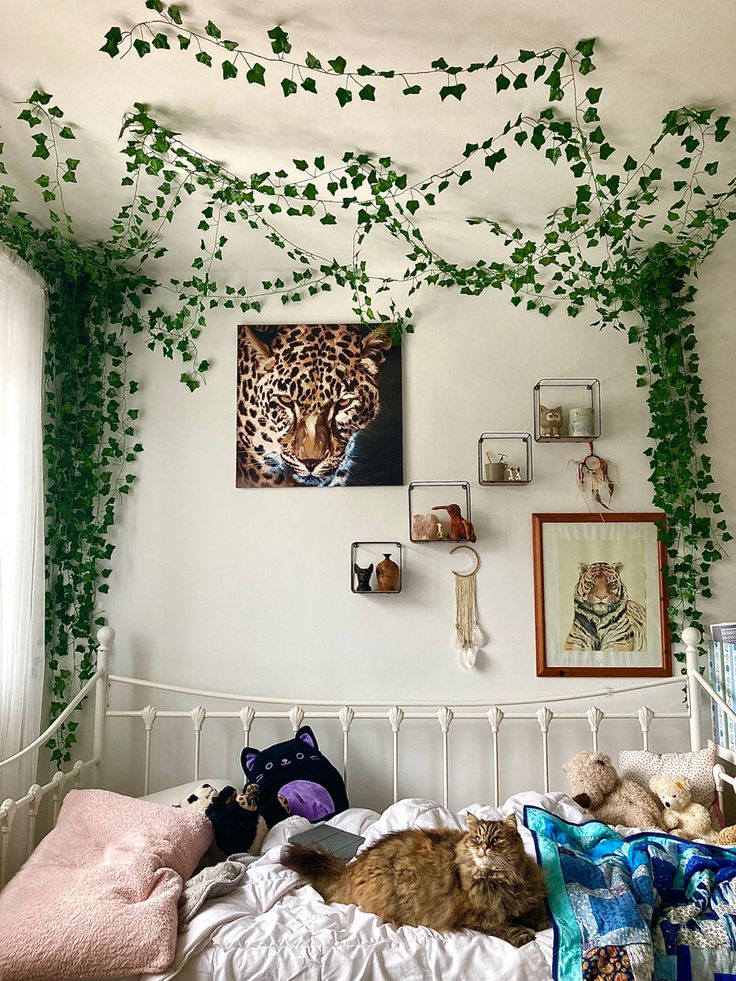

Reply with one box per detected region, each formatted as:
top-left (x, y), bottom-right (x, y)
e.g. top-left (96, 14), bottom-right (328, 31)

top-left (649, 774), bottom-right (713, 840)
top-left (563, 751), bottom-right (665, 830)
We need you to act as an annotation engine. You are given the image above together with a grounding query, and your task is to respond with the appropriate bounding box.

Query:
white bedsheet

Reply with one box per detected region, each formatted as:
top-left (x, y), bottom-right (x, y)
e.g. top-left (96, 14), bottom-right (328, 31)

top-left (145, 791), bottom-right (588, 981)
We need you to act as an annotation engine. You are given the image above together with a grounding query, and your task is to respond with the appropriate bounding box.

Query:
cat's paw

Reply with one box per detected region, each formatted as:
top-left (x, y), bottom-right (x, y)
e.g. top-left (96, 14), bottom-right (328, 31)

top-left (503, 926), bottom-right (535, 948)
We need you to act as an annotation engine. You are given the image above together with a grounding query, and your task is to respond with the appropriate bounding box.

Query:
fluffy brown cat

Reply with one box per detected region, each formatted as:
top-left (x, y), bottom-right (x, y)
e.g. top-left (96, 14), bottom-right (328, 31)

top-left (282, 813), bottom-right (547, 946)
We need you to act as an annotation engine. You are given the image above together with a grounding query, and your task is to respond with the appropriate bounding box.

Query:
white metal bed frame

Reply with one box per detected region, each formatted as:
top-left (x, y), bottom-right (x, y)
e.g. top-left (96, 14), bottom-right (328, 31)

top-left (2, 624), bottom-right (736, 888)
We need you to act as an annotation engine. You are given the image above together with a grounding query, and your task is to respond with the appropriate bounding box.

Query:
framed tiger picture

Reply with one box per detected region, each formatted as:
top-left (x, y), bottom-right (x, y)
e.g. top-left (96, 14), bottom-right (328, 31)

top-left (532, 513), bottom-right (671, 678)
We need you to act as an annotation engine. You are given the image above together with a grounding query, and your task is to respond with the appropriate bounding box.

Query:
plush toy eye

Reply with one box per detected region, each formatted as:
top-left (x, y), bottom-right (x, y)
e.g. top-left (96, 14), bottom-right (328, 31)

top-left (265, 762), bottom-right (273, 770)
top-left (296, 752), bottom-right (304, 759)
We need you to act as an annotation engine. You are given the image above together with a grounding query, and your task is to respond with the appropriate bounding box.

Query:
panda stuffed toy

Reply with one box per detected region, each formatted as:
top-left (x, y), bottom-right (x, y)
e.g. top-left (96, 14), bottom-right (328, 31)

top-left (241, 725), bottom-right (349, 829)
top-left (178, 782), bottom-right (267, 857)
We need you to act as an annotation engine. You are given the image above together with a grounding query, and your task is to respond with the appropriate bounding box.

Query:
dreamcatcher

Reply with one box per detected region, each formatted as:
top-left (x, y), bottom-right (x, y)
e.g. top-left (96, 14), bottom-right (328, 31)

top-left (571, 442), bottom-right (614, 511)
top-left (450, 545), bottom-right (483, 670)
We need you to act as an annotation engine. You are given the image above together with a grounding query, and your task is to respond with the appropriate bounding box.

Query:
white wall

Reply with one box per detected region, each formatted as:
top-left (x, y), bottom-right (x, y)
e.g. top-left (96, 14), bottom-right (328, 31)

top-left (102, 229), bottom-right (736, 809)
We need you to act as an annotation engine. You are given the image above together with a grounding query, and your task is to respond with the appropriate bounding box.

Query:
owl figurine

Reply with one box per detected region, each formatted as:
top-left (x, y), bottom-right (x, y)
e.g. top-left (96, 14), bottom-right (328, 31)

top-left (539, 405), bottom-right (563, 438)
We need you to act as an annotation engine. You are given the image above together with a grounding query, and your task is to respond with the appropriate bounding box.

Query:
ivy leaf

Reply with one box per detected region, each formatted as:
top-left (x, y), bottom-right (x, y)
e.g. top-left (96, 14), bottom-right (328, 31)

top-left (518, 49), bottom-right (536, 62)
top-left (305, 52), bottom-right (322, 70)
top-left (714, 116), bottom-right (730, 142)
top-left (293, 159), bottom-right (309, 171)
top-left (575, 38), bottom-right (596, 57)
top-left (458, 170), bottom-right (472, 185)
top-left (484, 148), bottom-right (507, 170)
top-left (359, 84), bottom-right (376, 101)
top-left (589, 125), bottom-right (605, 144)
top-left (204, 20), bottom-right (221, 39)
top-left (151, 32), bottom-right (170, 49)
top-left (177, 34), bottom-right (191, 50)
top-left (402, 84), bottom-right (422, 95)
top-left (133, 39), bottom-right (151, 58)
top-left (320, 212), bottom-right (337, 225)
top-left (335, 86), bottom-right (352, 107)
top-left (196, 51), bottom-right (212, 67)
top-left (704, 161), bottom-right (719, 176)
top-left (301, 77), bottom-right (317, 93)
top-left (246, 63), bottom-right (266, 85)
top-left (513, 73), bottom-right (528, 90)
top-left (406, 199), bottom-right (420, 215)
top-left (168, 5), bottom-right (183, 25)
top-left (281, 78), bottom-right (297, 97)
top-left (495, 73), bottom-right (511, 92)
top-left (623, 154), bottom-right (637, 171)
top-left (222, 59), bottom-right (238, 79)
top-left (100, 26), bottom-right (123, 57)
top-left (585, 86), bottom-right (602, 104)
top-left (439, 82), bottom-right (466, 101)
top-left (329, 55), bottom-right (347, 74)
top-left (267, 26), bottom-right (292, 54)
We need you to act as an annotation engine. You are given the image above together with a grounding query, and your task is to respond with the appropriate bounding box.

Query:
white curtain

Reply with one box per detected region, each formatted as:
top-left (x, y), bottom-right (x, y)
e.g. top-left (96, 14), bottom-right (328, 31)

top-left (0, 245), bottom-right (46, 819)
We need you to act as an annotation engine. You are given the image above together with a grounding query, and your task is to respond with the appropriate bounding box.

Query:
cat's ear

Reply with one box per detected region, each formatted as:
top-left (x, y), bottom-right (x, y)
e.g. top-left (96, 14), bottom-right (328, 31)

top-left (553, 405), bottom-right (562, 414)
top-left (578, 562), bottom-right (589, 574)
top-left (241, 746), bottom-right (260, 773)
top-left (243, 326), bottom-right (276, 371)
top-left (539, 405), bottom-right (548, 415)
top-left (297, 725), bottom-right (319, 750)
top-left (503, 813), bottom-right (517, 831)
top-left (612, 562), bottom-right (623, 573)
top-left (466, 813), bottom-right (479, 831)
top-left (360, 327), bottom-right (391, 375)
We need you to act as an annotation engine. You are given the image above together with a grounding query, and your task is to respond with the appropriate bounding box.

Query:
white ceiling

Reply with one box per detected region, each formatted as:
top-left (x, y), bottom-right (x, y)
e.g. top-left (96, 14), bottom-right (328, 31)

top-left (1, 0), bottom-right (735, 280)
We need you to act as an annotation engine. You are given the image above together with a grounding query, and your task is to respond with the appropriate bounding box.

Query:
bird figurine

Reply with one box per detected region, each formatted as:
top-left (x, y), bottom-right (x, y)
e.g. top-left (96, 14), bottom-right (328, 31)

top-left (432, 504), bottom-right (476, 543)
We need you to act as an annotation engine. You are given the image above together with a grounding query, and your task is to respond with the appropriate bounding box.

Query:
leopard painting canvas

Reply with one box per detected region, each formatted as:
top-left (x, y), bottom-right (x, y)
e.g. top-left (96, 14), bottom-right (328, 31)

top-left (236, 324), bottom-right (403, 488)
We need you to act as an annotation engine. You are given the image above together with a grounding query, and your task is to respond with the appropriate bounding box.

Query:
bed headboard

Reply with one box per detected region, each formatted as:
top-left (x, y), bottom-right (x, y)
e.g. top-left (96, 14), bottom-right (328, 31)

top-left (1, 624), bottom-right (735, 886)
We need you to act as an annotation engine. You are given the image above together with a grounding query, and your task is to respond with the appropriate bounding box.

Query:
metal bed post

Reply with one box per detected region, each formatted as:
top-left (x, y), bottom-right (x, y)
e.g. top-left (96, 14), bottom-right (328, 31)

top-left (683, 626), bottom-right (703, 752)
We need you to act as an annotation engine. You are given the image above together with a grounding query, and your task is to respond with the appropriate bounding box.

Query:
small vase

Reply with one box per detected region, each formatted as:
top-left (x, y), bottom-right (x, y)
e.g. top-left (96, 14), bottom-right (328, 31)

top-left (488, 462), bottom-right (507, 482)
top-left (376, 553), bottom-right (400, 592)
top-left (568, 407), bottom-right (595, 437)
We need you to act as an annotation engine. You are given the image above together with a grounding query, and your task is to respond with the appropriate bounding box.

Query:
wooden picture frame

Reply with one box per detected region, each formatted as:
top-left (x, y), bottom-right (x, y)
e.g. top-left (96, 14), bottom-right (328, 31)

top-left (532, 513), bottom-right (671, 678)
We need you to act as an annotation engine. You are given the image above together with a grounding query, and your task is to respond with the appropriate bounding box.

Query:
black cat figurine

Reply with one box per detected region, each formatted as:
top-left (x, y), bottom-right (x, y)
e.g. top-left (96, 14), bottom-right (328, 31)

top-left (353, 562), bottom-right (373, 592)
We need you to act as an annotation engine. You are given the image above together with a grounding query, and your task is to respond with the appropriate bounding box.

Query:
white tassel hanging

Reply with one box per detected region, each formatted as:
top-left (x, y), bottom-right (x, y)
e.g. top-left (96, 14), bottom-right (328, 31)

top-left (451, 546), bottom-right (483, 670)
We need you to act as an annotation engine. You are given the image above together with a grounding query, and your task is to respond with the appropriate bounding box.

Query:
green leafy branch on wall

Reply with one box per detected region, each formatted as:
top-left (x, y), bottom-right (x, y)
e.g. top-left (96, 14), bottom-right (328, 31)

top-left (0, 25), bottom-right (734, 763)
top-left (102, 0), bottom-right (595, 107)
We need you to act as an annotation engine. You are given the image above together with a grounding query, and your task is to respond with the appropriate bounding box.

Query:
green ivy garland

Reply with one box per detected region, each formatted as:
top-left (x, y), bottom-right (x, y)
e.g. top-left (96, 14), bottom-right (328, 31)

top-left (0, 12), bottom-right (734, 761)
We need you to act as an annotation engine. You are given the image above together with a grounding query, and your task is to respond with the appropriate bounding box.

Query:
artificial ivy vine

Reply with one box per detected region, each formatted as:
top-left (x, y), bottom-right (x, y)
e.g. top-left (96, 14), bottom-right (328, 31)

top-left (0, 8), bottom-right (734, 761)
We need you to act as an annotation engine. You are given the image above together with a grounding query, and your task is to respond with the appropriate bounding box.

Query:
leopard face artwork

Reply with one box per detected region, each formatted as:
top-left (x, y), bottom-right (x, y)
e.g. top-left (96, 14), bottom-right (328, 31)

top-left (236, 324), bottom-right (403, 488)
top-left (564, 561), bottom-right (647, 653)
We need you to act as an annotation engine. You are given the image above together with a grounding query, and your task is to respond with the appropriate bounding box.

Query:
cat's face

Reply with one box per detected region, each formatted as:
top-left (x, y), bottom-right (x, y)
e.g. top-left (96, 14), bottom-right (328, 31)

top-left (242, 725), bottom-right (323, 796)
top-left (540, 405), bottom-right (562, 426)
top-left (465, 813), bottom-right (523, 871)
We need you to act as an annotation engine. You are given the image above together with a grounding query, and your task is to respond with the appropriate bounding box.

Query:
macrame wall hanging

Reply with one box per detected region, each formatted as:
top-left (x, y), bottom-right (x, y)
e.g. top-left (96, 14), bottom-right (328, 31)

top-left (450, 545), bottom-right (483, 670)
top-left (570, 442), bottom-right (615, 512)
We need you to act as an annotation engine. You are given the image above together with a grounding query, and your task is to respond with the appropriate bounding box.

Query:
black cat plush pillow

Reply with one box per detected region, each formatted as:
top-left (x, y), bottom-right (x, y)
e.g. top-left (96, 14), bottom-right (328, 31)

top-left (241, 725), bottom-right (349, 829)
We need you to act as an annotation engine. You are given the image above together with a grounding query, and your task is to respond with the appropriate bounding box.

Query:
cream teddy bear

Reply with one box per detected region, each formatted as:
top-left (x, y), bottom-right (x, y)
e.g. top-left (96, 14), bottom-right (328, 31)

top-left (649, 774), bottom-right (713, 840)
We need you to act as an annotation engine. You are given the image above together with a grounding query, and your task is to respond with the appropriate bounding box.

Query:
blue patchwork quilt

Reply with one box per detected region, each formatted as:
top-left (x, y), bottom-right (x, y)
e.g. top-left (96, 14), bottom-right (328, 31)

top-left (525, 806), bottom-right (736, 981)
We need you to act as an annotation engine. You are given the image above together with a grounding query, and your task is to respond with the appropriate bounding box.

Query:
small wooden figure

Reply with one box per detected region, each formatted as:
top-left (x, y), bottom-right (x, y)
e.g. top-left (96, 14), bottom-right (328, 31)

top-left (539, 405), bottom-right (563, 437)
top-left (432, 504), bottom-right (476, 543)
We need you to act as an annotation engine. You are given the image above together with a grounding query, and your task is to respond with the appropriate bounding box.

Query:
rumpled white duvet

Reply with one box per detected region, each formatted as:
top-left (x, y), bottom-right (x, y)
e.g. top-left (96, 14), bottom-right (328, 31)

top-left (143, 791), bottom-right (588, 981)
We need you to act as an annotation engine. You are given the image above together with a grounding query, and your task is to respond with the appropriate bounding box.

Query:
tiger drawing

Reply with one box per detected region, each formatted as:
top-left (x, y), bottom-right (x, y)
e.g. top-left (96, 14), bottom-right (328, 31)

top-left (564, 561), bottom-right (647, 652)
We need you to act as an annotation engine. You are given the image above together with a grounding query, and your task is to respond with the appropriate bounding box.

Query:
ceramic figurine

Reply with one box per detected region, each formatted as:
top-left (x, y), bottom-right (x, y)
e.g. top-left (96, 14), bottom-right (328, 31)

top-left (376, 553), bottom-right (400, 592)
top-left (412, 513), bottom-right (442, 541)
top-left (432, 504), bottom-right (476, 543)
top-left (507, 466), bottom-right (522, 481)
top-left (353, 562), bottom-right (373, 592)
top-left (539, 405), bottom-right (563, 438)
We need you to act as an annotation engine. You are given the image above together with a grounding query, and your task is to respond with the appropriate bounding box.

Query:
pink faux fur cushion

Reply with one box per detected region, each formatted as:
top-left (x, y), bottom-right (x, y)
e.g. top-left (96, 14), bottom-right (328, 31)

top-left (0, 788), bottom-right (212, 980)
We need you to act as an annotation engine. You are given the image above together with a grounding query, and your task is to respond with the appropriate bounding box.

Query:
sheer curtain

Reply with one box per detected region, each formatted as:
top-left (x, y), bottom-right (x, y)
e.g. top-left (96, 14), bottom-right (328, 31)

top-left (0, 245), bottom-right (46, 819)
